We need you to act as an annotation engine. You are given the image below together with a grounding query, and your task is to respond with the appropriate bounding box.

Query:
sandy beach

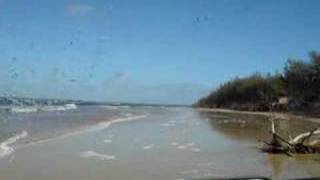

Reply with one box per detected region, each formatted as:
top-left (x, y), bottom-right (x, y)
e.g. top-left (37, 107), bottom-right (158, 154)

top-left (196, 108), bottom-right (320, 124)
top-left (0, 106), bottom-right (319, 180)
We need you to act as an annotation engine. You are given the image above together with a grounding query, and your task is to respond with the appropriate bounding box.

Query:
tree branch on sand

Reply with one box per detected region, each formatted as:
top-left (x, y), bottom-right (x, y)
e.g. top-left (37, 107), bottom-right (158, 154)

top-left (260, 119), bottom-right (320, 155)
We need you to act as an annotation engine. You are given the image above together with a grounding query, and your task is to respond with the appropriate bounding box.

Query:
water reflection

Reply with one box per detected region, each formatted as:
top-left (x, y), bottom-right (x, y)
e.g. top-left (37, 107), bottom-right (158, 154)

top-left (267, 154), bottom-right (285, 178)
top-left (199, 111), bottom-right (320, 142)
top-left (197, 110), bottom-right (320, 179)
top-left (199, 111), bottom-right (270, 141)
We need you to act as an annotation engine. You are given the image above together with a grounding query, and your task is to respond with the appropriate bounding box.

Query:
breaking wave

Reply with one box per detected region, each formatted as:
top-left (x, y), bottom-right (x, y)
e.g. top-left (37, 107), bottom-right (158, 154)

top-left (10, 107), bottom-right (38, 113)
top-left (0, 131), bottom-right (28, 158)
top-left (39, 103), bottom-right (77, 112)
top-left (9, 103), bottom-right (77, 113)
top-left (0, 114), bottom-right (147, 159)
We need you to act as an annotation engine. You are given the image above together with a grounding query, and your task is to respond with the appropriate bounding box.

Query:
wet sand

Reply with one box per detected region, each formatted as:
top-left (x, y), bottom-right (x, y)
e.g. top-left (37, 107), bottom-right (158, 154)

top-left (0, 107), bottom-right (319, 180)
top-left (197, 108), bottom-right (320, 124)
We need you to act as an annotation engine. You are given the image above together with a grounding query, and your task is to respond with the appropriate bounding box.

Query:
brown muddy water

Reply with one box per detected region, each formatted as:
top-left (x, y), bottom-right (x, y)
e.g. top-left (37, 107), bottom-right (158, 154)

top-left (0, 106), bottom-right (319, 180)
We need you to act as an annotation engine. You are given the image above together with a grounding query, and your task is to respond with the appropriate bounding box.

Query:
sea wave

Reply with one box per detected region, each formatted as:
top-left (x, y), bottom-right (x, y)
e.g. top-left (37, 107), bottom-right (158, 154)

top-left (80, 151), bottom-right (116, 161)
top-left (100, 105), bottom-right (119, 110)
top-left (39, 103), bottom-right (77, 112)
top-left (9, 103), bottom-right (77, 113)
top-left (10, 107), bottom-right (38, 113)
top-left (18, 114), bottom-right (148, 149)
top-left (87, 114), bottom-right (148, 132)
top-left (0, 131), bottom-right (28, 158)
top-left (0, 113), bottom-right (147, 159)
top-left (100, 105), bottom-right (131, 110)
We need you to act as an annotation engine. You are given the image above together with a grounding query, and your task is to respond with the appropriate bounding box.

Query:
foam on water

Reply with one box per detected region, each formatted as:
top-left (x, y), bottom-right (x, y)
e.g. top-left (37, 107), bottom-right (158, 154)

top-left (143, 144), bottom-right (154, 150)
top-left (173, 142), bottom-right (201, 152)
top-left (103, 139), bottom-right (112, 143)
top-left (39, 103), bottom-right (77, 112)
top-left (89, 114), bottom-right (148, 132)
top-left (9, 103), bottom-right (77, 113)
top-left (161, 121), bottom-right (176, 127)
top-left (0, 131), bottom-right (28, 158)
top-left (80, 151), bottom-right (116, 161)
top-left (18, 114), bottom-right (148, 149)
top-left (100, 105), bottom-right (119, 110)
top-left (1, 113), bottom-right (146, 159)
top-left (177, 145), bottom-right (187, 150)
top-left (10, 107), bottom-right (38, 113)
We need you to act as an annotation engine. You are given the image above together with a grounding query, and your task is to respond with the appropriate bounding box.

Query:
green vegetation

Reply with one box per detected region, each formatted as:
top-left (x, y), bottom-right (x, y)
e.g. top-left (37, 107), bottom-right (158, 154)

top-left (196, 51), bottom-right (320, 112)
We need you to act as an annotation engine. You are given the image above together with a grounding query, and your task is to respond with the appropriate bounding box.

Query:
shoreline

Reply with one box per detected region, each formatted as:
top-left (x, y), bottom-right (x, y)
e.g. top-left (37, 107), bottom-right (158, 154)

top-left (195, 108), bottom-right (320, 124)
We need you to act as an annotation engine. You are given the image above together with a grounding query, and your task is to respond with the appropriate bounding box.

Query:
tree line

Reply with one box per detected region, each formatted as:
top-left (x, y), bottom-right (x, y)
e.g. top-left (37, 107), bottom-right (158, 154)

top-left (196, 51), bottom-right (320, 112)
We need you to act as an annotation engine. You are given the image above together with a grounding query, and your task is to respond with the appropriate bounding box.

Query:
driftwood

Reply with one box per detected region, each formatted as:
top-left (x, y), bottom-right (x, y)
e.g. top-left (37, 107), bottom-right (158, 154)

top-left (260, 117), bottom-right (320, 154)
top-left (289, 129), bottom-right (320, 144)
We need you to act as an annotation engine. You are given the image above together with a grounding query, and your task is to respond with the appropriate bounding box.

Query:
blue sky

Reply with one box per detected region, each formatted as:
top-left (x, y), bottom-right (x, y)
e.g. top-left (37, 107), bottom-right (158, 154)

top-left (0, 0), bottom-right (320, 104)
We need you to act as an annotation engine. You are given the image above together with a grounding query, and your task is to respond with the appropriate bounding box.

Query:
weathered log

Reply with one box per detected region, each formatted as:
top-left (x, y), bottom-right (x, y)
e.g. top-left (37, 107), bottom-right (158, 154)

top-left (260, 117), bottom-right (320, 154)
top-left (289, 129), bottom-right (320, 144)
top-left (309, 139), bottom-right (320, 146)
top-left (260, 118), bottom-right (288, 154)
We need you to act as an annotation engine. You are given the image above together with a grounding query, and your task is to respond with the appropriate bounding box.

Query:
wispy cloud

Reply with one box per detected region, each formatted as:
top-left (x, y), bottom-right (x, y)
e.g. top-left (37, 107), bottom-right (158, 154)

top-left (66, 3), bottom-right (95, 15)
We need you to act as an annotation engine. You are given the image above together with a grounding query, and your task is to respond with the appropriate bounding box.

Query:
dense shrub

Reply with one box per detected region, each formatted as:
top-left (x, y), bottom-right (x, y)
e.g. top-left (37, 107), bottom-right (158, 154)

top-left (196, 51), bottom-right (320, 112)
top-left (284, 51), bottom-right (320, 110)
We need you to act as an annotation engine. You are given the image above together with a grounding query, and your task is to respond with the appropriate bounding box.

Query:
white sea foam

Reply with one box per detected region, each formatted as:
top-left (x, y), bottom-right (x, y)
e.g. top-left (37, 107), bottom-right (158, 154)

top-left (0, 131), bottom-right (28, 158)
top-left (161, 120), bottom-right (176, 127)
top-left (1, 113), bottom-right (147, 160)
top-left (103, 139), bottom-right (112, 143)
top-left (89, 114), bottom-right (148, 132)
top-left (10, 107), bottom-right (38, 113)
top-left (80, 151), bottom-right (116, 161)
top-left (143, 144), bottom-right (154, 150)
top-left (18, 114), bottom-right (148, 149)
top-left (10, 103), bottom-right (77, 113)
top-left (175, 142), bottom-right (201, 152)
top-left (39, 103), bottom-right (77, 112)
top-left (100, 105), bottom-right (119, 110)
top-left (177, 145), bottom-right (187, 150)
top-left (65, 103), bottom-right (77, 109)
